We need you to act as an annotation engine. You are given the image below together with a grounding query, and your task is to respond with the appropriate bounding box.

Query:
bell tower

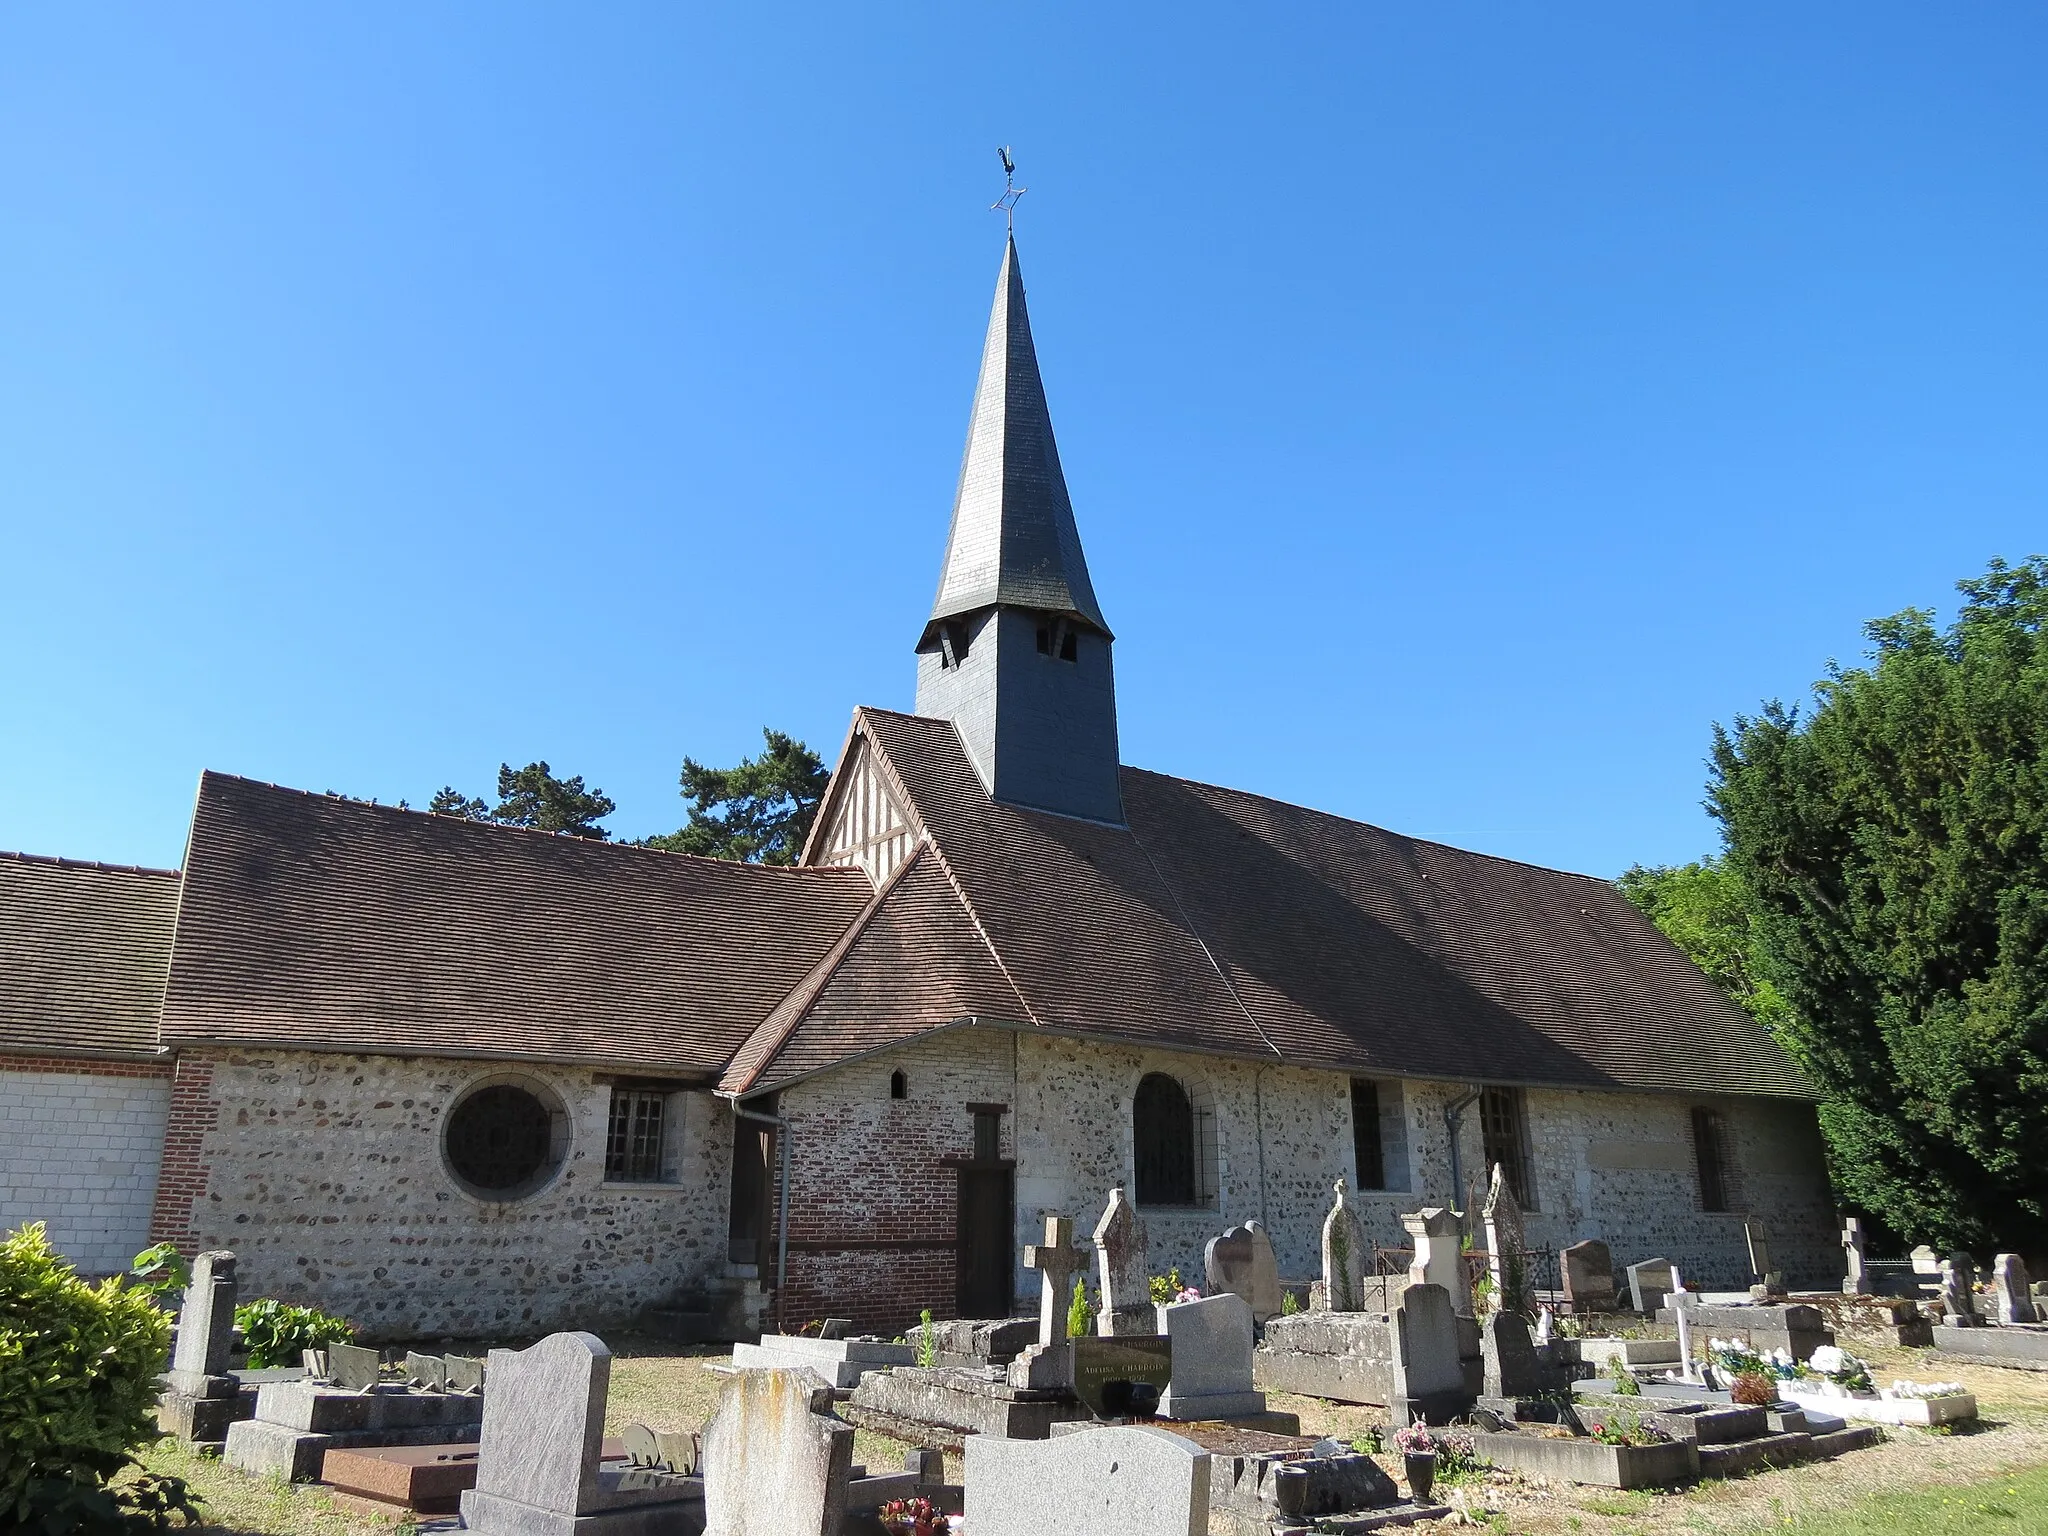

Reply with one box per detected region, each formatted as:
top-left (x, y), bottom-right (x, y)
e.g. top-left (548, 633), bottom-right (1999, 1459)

top-left (915, 237), bottom-right (1124, 825)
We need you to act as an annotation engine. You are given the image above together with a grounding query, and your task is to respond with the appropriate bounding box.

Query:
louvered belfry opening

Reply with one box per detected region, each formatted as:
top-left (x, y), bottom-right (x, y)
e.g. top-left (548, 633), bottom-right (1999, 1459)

top-left (1134, 1072), bottom-right (1196, 1205)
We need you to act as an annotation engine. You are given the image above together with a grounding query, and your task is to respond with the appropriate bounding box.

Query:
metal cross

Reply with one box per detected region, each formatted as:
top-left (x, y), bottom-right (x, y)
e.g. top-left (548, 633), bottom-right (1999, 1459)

top-left (991, 145), bottom-right (1028, 231)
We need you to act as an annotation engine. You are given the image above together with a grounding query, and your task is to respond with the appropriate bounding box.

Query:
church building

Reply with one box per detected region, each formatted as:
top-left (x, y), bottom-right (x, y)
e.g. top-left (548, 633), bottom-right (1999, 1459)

top-left (1, 237), bottom-right (1837, 1337)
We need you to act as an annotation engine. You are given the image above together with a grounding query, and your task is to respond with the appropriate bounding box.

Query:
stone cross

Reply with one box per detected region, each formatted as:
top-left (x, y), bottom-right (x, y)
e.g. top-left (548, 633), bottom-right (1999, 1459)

top-left (168, 1250), bottom-right (239, 1395)
top-left (1403, 1206), bottom-right (1469, 1316)
top-left (1093, 1187), bottom-right (1153, 1337)
top-left (1321, 1179), bottom-right (1370, 1312)
top-left (1667, 1268), bottom-right (1698, 1383)
top-left (1482, 1165), bottom-right (1530, 1315)
top-left (1941, 1253), bottom-right (1983, 1326)
top-left (1841, 1216), bottom-right (1867, 1295)
top-left (1025, 1215), bottom-right (1085, 1346)
top-left (1993, 1254), bottom-right (2039, 1325)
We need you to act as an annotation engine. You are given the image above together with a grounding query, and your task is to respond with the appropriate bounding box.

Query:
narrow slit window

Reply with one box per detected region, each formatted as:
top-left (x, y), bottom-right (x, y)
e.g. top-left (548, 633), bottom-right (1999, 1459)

top-left (972, 1108), bottom-right (1003, 1162)
top-left (605, 1089), bottom-right (666, 1183)
top-left (890, 1070), bottom-right (908, 1100)
top-left (1351, 1080), bottom-right (1385, 1190)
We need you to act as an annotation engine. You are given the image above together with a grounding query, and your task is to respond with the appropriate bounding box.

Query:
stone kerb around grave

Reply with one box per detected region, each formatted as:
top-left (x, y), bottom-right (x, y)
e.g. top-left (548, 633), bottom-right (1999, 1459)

top-left (964, 1423), bottom-right (1209, 1536)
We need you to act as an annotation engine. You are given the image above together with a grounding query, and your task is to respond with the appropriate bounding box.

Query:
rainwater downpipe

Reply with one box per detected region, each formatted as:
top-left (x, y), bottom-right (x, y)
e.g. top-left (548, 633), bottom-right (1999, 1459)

top-left (1442, 1086), bottom-right (1483, 1210)
top-left (735, 1105), bottom-right (792, 1334)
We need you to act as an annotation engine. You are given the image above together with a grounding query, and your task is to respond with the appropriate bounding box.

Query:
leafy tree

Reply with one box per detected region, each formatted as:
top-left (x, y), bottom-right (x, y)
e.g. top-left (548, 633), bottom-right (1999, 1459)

top-left (1708, 555), bottom-right (2048, 1252)
top-left (641, 729), bottom-right (828, 865)
top-left (1615, 859), bottom-right (1789, 1032)
top-left (430, 762), bottom-right (615, 840)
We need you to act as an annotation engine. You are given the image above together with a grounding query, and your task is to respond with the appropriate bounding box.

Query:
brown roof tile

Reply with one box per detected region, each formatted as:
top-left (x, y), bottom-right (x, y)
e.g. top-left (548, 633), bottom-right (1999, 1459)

top-left (0, 853), bottom-right (179, 1057)
top-left (856, 708), bottom-right (1813, 1099)
top-left (159, 773), bottom-right (875, 1072)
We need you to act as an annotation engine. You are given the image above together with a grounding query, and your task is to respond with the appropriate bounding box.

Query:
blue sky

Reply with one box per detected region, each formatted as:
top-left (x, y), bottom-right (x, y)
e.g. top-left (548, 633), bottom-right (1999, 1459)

top-left (3, 5), bottom-right (2042, 876)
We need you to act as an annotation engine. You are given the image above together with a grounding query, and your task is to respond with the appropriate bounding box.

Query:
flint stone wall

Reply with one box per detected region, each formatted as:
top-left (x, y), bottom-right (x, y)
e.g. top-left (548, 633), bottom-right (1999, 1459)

top-left (170, 1050), bottom-right (729, 1337)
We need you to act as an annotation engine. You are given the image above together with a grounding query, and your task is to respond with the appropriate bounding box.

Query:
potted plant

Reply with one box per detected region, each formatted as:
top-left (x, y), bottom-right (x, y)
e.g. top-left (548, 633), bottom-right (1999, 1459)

top-left (878, 1496), bottom-right (950, 1535)
top-left (1392, 1420), bottom-right (1438, 1502)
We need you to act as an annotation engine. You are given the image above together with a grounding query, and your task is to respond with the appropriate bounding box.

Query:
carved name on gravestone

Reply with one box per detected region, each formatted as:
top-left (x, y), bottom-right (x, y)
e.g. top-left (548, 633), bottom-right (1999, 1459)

top-left (1322, 1180), bottom-right (1370, 1312)
top-left (1560, 1239), bottom-right (1618, 1313)
top-left (964, 1424), bottom-right (1209, 1536)
top-left (328, 1342), bottom-right (384, 1393)
top-left (1205, 1220), bottom-right (1283, 1325)
top-left (1626, 1257), bottom-right (1674, 1316)
top-left (167, 1250), bottom-right (239, 1396)
top-left (1072, 1336), bottom-right (1175, 1418)
top-left (703, 1369), bottom-right (855, 1536)
top-left (1942, 1254), bottom-right (1984, 1326)
top-left (1993, 1255), bottom-right (2039, 1326)
top-left (1404, 1206), bottom-right (1468, 1316)
top-left (1841, 1217), bottom-right (1868, 1295)
top-left (1157, 1292), bottom-right (1265, 1421)
top-left (1095, 1186), bottom-right (1154, 1337)
top-left (1483, 1167), bottom-right (1530, 1316)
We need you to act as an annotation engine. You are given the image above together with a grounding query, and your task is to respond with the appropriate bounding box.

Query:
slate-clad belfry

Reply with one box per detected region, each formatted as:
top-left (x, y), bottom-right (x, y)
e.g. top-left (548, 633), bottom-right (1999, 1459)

top-left (2, 232), bottom-right (1838, 1340)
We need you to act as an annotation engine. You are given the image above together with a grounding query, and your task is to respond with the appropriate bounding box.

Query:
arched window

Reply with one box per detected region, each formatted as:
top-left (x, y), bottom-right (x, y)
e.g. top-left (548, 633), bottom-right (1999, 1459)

top-left (890, 1070), bottom-right (908, 1100)
top-left (1134, 1073), bottom-right (1196, 1205)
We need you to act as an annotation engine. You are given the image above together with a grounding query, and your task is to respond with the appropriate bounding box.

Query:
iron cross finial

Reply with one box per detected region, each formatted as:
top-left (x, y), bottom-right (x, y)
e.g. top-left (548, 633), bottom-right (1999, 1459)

top-left (992, 145), bottom-right (1027, 231)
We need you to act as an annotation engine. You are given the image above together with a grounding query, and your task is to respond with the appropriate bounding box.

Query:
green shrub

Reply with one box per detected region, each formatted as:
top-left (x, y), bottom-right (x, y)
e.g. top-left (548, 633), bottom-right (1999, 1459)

top-left (915, 1307), bottom-right (937, 1368)
top-left (233, 1297), bottom-right (357, 1369)
top-left (124, 1246), bottom-right (188, 1309)
top-left (0, 1223), bottom-right (198, 1529)
top-left (1067, 1277), bottom-right (1096, 1339)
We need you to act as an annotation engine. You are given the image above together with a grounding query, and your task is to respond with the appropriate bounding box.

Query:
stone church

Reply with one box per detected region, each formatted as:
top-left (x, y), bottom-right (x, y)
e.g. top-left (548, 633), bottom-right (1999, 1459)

top-left (1, 237), bottom-right (1837, 1338)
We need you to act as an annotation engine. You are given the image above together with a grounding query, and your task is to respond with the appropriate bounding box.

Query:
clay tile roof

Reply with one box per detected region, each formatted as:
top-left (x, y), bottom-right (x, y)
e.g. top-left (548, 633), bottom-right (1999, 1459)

top-left (0, 852), bottom-right (180, 1057)
top-left (857, 708), bottom-right (1814, 1099)
top-left (159, 772), bottom-right (875, 1073)
top-left (719, 844), bottom-right (1028, 1096)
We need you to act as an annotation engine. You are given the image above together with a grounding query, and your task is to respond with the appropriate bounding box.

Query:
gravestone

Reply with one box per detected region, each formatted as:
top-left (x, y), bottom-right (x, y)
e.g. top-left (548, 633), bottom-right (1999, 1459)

top-left (447, 1354), bottom-right (486, 1393)
top-left (1626, 1257), bottom-right (1675, 1316)
top-left (1560, 1239), bottom-right (1617, 1313)
top-left (1009, 1214), bottom-right (1086, 1388)
top-left (1095, 1187), bottom-right (1154, 1337)
top-left (1912, 1245), bottom-right (1942, 1297)
top-left (1482, 1167), bottom-right (1531, 1315)
top-left (1389, 1282), bottom-right (1469, 1427)
top-left (1157, 1292), bottom-right (1265, 1421)
top-left (1841, 1217), bottom-right (1867, 1295)
top-left (1205, 1220), bottom-right (1283, 1325)
top-left (329, 1342), bottom-right (384, 1392)
top-left (702, 1369), bottom-right (855, 1536)
top-left (1321, 1180), bottom-right (1370, 1312)
top-left (460, 1332), bottom-right (700, 1536)
top-left (1072, 1336), bottom-right (1174, 1418)
top-left (1480, 1309), bottom-right (1544, 1400)
top-left (1402, 1206), bottom-right (1467, 1316)
top-left (1942, 1254), bottom-right (1984, 1326)
top-left (623, 1423), bottom-right (699, 1474)
top-left (158, 1250), bottom-right (245, 1444)
top-left (1993, 1255), bottom-right (2039, 1325)
top-left (1745, 1221), bottom-right (1786, 1300)
top-left (818, 1318), bottom-right (851, 1340)
top-left (405, 1352), bottom-right (448, 1392)
top-left (964, 1424), bottom-right (1209, 1536)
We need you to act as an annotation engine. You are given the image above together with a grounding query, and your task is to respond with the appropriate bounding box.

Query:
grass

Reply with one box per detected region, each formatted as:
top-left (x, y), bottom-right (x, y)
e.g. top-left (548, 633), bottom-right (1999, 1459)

top-left (1727, 1462), bottom-right (2048, 1534)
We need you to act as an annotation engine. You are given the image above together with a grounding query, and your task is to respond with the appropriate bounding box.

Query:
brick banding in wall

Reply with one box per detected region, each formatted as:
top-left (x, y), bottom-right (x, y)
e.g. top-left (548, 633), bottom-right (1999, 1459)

top-left (148, 1053), bottom-right (218, 1255)
top-left (0, 1054), bottom-right (174, 1080)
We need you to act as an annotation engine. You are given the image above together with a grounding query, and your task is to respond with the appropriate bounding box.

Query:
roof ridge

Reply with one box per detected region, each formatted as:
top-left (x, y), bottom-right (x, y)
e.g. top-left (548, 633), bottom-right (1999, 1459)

top-left (196, 769), bottom-right (866, 881)
top-left (1119, 764), bottom-right (1619, 887)
top-left (0, 849), bottom-right (180, 878)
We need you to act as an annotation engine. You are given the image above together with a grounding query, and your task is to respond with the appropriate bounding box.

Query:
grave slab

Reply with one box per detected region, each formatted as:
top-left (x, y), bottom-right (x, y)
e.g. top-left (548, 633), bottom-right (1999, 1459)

top-left (1932, 1325), bottom-right (2048, 1370)
top-left (844, 1365), bottom-right (1092, 1442)
top-left (965, 1424), bottom-right (1209, 1536)
top-left (729, 1334), bottom-right (914, 1388)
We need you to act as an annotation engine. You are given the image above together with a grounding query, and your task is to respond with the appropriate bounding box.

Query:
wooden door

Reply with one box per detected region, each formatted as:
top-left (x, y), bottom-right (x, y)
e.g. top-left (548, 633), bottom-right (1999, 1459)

top-left (956, 1167), bottom-right (1015, 1319)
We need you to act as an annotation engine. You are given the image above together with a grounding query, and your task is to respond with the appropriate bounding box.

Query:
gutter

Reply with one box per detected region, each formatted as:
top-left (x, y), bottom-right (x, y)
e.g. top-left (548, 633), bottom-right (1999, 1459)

top-left (1442, 1085), bottom-right (1483, 1210)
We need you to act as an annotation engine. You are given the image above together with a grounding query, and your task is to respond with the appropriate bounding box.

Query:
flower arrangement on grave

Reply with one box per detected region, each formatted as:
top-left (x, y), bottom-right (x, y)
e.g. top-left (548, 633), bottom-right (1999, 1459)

top-left (1147, 1268), bottom-right (1201, 1306)
top-left (1730, 1371), bottom-right (1776, 1407)
top-left (878, 1495), bottom-right (950, 1535)
top-left (1706, 1339), bottom-right (1803, 1384)
top-left (1391, 1422), bottom-right (1437, 1458)
top-left (1804, 1345), bottom-right (1876, 1396)
top-left (1884, 1379), bottom-right (1969, 1400)
top-left (1582, 1409), bottom-right (1673, 1448)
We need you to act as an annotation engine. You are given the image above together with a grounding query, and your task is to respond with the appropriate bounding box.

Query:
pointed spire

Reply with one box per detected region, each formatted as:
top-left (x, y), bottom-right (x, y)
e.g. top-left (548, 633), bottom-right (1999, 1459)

top-left (923, 237), bottom-right (1110, 645)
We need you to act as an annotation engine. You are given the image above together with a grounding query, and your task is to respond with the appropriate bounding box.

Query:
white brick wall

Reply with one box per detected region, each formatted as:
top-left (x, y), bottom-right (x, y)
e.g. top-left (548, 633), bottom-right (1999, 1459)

top-left (0, 1068), bottom-right (170, 1274)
